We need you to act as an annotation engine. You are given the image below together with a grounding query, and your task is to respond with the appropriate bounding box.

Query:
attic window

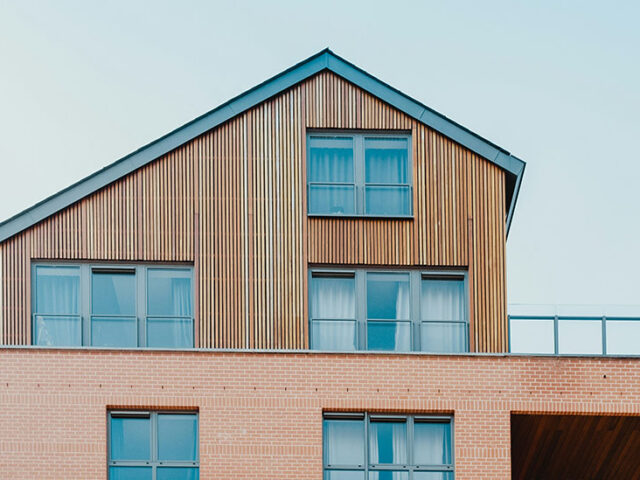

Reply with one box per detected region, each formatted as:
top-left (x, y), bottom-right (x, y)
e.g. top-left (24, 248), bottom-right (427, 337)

top-left (307, 133), bottom-right (412, 217)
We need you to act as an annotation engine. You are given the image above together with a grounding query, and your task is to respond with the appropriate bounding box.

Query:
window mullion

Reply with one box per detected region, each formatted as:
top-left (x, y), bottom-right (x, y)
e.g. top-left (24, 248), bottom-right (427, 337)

top-left (411, 271), bottom-right (420, 352)
top-left (354, 135), bottom-right (365, 214)
top-left (82, 264), bottom-right (91, 346)
top-left (357, 270), bottom-right (366, 350)
top-left (138, 266), bottom-right (146, 347)
top-left (364, 412), bottom-right (370, 477)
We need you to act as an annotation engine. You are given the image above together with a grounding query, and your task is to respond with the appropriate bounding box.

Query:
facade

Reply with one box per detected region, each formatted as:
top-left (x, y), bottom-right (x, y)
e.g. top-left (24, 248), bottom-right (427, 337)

top-left (0, 49), bottom-right (638, 479)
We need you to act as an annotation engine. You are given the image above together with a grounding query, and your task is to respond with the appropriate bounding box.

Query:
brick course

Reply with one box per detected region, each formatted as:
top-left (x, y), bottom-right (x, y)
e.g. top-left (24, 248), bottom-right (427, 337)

top-left (1, 349), bottom-right (639, 479)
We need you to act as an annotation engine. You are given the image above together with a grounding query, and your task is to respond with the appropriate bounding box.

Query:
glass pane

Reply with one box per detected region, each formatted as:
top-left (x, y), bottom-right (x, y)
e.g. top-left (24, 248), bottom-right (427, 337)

top-left (311, 320), bottom-right (357, 351)
top-left (606, 320), bottom-right (640, 355)
top-left (109, 467), bottom-right (152, 480)
top-left (365, 186), bottom-right (411, 216)
top-left (326, 472), bottom-right (365, 480)
top-left (110, 416), bottom-right (150, 460)
top-left (92, 317), bottom-right (137, 347)
top-left (421, 279), bottom-right (464, 321)
top-left (311, 276), bottom-right (356, 319)
top-left (34, 316), bottom-right (81, 346)
top-left (35, 266), bottom-right (80, 314)
top-left (366, 273), bottom-right (410, 320)
top-left (324, 419), bottom-right (365, 466)
top-left (414, 422), bottom-right (452, 465)
top-left (368, 473), bottom-right (409, 480)
top-left (309, 185), bottom-right (355, 215)
top-left (368, 421), bottom-right (407, 464)
top-left (309, 137), bottom-right (354, 183)
top-left (558, 319), bottom-right (602, 354)
top-left (421, 322), bottom-right (467, 353)
top-left (413, 473), bottom-right (453, 480)
top-left (158, 414), bottom-right (198, 461)
top-left (367, 322), bottom-right (411, 352)
top-left (147, 269), bottom-right (192, 316)
top-left (510, 319), bottom-right (555, 354)
top-left (364, 137), bottom-right (409, 183)
top-left (157, 467), bottom-right (199, 480)
top-left (92, 271), bottom-right (136, 315)
top-left (147, 318), bottom-right (194, 348)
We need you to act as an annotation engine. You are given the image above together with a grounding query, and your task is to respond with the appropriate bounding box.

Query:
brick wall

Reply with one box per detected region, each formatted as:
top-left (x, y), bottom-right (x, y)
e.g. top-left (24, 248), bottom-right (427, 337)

top-left (1, 349), bottom-right (639, 479)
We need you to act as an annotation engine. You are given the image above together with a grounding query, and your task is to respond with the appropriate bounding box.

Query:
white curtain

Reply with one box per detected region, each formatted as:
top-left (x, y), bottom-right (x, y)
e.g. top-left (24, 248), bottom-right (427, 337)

top-left (369, 422), bottom-right (406, 465)
top-left (35, 268), bottom-right (80, 346)
top-left (421, 279), bottom-right (465, 352)
top-left (311, 277), bottom-right (355, 350)
top-left (364, 139), bottom-right (408, 183)
top-left (413, 422), bottom-right (451, 466)
top-left (325, 420), bottom-right (364, 466)
top-left (36, 269), bottom-right (79, 314)
top-left (421, 280), bottom-right (463, 321)
top-left (166, 277), bottom-right (192, 347)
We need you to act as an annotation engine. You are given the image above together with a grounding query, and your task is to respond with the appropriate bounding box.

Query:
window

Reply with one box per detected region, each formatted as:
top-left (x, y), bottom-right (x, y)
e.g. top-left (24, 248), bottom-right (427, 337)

top-left (307, 133), bottom-right (412, 217)
top-left (310, 269), bottom-right (467, 353)
top-left (32, 264), bottom-right (193, 348)
top-left (108, 411), bottom-right (199, 480)
top-left (323, 413), bottom-right (454, 479)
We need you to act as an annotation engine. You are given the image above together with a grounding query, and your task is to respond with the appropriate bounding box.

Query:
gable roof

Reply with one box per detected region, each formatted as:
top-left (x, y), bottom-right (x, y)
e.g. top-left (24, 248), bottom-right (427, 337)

top-left (0, 48), bottom-right (525, 243)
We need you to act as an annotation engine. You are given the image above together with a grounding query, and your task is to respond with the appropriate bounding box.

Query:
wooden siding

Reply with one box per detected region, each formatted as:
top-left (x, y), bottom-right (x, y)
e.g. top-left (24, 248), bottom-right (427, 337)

top-left (0, 71), bottom-right (507, 351)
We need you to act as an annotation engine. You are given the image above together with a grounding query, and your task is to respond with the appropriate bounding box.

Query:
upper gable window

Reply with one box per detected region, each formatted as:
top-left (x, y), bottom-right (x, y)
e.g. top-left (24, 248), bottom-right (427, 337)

top-left (307, 133), bottom-right (412, 217)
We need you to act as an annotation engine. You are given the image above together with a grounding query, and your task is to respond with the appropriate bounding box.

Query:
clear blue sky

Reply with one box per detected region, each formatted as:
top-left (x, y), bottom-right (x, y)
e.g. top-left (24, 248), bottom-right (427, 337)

top-left (1, 0), bottom-right (638, 308)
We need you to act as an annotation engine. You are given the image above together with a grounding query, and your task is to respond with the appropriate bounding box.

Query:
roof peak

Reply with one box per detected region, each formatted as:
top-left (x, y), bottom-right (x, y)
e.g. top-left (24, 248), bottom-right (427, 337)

top-left (0, 49), bottom-right (525, 242)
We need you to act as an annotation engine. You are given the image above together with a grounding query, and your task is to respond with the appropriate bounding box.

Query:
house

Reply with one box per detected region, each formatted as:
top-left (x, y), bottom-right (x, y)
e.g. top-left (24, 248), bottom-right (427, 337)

top-left (0, 49), bottom-right (638, 479)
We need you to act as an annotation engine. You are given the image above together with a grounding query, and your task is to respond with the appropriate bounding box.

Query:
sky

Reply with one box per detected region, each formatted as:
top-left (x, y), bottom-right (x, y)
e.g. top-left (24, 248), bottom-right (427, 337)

top-left (0, 0), bottom-right (638, 309)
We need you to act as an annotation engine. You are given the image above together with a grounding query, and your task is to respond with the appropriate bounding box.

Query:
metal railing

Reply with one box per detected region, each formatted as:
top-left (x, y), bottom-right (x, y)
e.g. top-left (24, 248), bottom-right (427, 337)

top-left (508, 304), bottom-right (640, 356)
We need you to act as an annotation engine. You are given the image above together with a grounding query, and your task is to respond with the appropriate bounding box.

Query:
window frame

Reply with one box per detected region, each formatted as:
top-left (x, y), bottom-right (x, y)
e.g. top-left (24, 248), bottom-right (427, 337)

top-left (309, 268), bottom-right (469, 353)
top-left (307, 131), bottom-right (413, 218)
top-left (31, 261), bottom-right (195, 348)
top-left (107, 410), bottom-right (199, 479)
top-left (323, 412), bottom-right (455, 478)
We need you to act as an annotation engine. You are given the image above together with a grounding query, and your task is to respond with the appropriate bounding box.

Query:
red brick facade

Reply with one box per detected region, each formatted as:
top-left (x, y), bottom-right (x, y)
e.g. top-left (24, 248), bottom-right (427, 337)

top-left (1, 348), bottom-right (638, 479)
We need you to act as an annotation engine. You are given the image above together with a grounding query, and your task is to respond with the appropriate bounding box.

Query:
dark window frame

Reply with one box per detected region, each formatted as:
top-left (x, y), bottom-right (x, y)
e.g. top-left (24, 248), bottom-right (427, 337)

top-left (31, 262), bottom-right (195, 348)
top-left (107, 410), bottom-right (199, 479)
top-left (309, 268), bottom-right (469, 353)
top-left (323, 412), bottom-right (455, 478)
top-left (307, 131), bottom-right (413, 218)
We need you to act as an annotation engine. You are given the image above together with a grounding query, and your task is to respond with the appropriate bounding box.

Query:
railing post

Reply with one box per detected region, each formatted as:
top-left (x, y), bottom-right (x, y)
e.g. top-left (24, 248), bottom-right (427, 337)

top-left (553, 315), bottom-right (559, 355)
top-left (602, 315), bottom-right (607, 355)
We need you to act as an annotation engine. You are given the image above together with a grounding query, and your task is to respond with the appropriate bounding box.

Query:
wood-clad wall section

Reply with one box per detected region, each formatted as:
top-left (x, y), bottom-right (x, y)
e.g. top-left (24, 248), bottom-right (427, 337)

top-left (0, 71), bottom-right (507, 351)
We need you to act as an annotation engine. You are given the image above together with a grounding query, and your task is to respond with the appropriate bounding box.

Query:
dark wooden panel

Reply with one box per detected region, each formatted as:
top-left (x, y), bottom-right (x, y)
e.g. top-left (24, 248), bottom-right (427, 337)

top-left (512, 414), bottom-right (640, 480)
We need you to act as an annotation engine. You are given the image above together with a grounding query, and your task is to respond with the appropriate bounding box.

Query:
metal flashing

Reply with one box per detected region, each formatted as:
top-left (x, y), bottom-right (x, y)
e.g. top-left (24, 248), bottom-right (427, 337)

top-left (0, 48), bottom-right (525, 242)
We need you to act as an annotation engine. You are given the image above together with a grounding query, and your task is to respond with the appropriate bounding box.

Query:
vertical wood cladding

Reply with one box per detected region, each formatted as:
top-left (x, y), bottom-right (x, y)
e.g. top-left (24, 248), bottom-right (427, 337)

top-left (0, 71), bottom-right (507, 351)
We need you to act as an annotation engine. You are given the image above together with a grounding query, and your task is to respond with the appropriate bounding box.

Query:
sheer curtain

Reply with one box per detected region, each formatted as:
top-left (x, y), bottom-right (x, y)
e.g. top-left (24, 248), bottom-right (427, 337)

top-left (325, 420), bottom-right (364, 466)
top-left (309, 139), bottom-right (355, 215)
top-left (369, 422), bottom-right (406, 465)
top-left (421, 279), bottom-right (465, 353)
top-left (169, 277), bottom-right (192, 347)
top-left (35, 267), bottom-right (80, 346)
top-left (413, 422), bottom-right (451, 466)
top-left (311, 277), bottom-right (356, 350)
top-left (394, 281), bottom-right (410, 348)
top-left (364, 138), bottom-right (409, 215)
top-left (147, 270), bottom-right (193, 348)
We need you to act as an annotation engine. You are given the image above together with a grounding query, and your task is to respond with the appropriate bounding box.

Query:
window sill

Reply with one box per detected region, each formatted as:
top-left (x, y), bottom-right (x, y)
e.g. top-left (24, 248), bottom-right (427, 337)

top-left (307, 214), bottom-right (414, 220)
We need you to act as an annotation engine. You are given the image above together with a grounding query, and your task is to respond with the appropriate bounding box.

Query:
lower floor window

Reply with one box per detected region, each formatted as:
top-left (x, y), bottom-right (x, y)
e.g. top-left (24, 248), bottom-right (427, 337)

top-left (108, 411), bottom-right (199, 480)
top-left (323, 413), bottom-right (454, 479)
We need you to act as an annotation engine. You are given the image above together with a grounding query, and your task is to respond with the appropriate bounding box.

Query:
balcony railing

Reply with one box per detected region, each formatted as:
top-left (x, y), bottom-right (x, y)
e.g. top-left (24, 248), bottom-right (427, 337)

top-left (509, 304), bottom-right (640, 356)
